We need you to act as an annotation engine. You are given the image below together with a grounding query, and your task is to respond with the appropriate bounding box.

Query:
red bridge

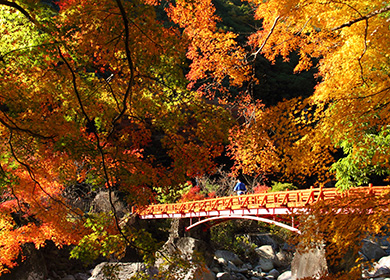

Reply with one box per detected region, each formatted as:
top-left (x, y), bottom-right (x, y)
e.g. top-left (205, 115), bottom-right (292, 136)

top-left (136, 185), bottom-right (389, 234)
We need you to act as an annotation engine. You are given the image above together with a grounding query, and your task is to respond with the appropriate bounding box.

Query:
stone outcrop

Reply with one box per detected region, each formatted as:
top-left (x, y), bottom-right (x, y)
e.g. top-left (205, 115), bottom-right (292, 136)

top-left (362, 239), bottom-right (387, 262)
top-left (88, 262), bottom-right (158, 280)
top-left (290, 244), bottom-right (327, 280)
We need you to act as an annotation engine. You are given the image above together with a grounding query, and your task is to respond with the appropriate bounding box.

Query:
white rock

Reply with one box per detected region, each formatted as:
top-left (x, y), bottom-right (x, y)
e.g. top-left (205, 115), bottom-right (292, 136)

top-left (216, 271), bottom-right (233, 280)
top-left (88, 262), bottom-right (157, 280)
top-left (216, 257), bottom-right (228, 266)
top-left (377, 255), bottom-right (390, 269)
top-left (369, 255), bottom-right (390, 278)
top-left (277, 271), bottom-right (292, 280)
top-left (256, 245), bottom-right (276, 259)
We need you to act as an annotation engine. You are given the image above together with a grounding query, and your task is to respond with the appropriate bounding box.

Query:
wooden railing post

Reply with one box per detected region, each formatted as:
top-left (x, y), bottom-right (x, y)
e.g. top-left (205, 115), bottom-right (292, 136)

top-left (368, 183), bottom-right (373, 195)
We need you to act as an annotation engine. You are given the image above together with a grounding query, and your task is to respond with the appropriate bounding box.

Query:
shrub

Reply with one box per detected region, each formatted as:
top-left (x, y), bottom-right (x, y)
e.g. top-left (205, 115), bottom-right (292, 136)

top-left (270, 181), bottom-right (297, 192)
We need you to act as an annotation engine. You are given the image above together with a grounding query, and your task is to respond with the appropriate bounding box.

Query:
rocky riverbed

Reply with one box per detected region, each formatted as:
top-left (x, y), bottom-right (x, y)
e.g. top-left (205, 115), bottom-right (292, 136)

top-left (2, 232), bottom-right (390, 280)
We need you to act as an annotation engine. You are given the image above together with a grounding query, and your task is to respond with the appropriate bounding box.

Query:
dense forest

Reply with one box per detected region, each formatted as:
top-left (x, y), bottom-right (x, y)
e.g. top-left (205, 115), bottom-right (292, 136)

top-left (0, 0), bottom-right (389, 278)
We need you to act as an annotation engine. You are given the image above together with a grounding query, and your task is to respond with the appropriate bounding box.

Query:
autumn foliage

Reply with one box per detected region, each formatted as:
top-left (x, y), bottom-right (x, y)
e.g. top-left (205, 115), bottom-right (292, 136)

top-left (292, 188), bottom-right (390, 279)
top-left (0, 0), bottom-right (389, 277)
top-left (229, 0), bottom-right (390, 188)
top-left (178, 186), bottom-right (205, 203)
top-left (0, 0), bottom-right (232, 273)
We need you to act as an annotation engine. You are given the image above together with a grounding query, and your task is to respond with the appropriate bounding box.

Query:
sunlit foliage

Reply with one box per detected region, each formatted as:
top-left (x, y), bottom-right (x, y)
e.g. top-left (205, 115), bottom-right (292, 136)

top-left (0, 0), bottom-right (233, 273)
top-left (292, 188), bottom-right (390, 279)
top-left (0, 0), bottom-right (389, 276)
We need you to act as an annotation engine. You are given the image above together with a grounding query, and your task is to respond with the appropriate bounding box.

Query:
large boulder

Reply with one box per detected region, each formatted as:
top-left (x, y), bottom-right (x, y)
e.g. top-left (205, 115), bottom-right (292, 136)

top-left (88, 262), bottom-right (158, 280)
top-left (156, 236), bottom-right (213, 271)
top-left (258, 258), bottom-right (274, 272)
top-left (277, 271), bottom-right (292, 280)
top-left (177, 237), bottom-right (213, 264)
top-left (90, 191), bottom-right (127, 218)
top-left (214, 250), bottom-right (244, 267)
top-left (255, 245), bottom-right (276, 260)
top-left (275, 250), bottom-right (293, 269)
top-left (255, 245), bottom-right (277, 272)
top-left (290, 245), bottom-right (327, 280)
top-left (361, 239), bottom-right (387, 261)
top-left (247, 233), bottom-right (279, 249)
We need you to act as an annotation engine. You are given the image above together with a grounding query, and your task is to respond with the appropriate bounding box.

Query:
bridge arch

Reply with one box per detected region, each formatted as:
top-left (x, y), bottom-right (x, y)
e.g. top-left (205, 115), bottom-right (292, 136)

top-left (185, 215), bottom-right (301, 234)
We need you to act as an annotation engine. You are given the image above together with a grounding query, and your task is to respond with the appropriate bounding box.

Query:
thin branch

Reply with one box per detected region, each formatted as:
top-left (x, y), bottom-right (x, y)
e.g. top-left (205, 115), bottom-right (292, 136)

top-left (57, 47), bottom-right (92, 124)
top-left (357, 18), bottom-right (369, 86)
top-left (58, 46), bottom-right (131, 248)
top-left (296, 16), bottom-right (313, 36)
top-left (328, 1), bottom-right (372, 86)
top-left (8, 130), bottom-right (83, 217)
top-left (103, 74), bottom-right (121, 111)
top-left (0, 42), bottom-right (59, 62)
top-left (341, 86), bottom-right (390, 101)
top-left (251, 15), bottom-right (280, 60)
top-left (264, 16), bottom-right (313, 53)
top-left (58, 27), bottom-right (135, 249)
top-left (113, 0), bottom-right (135, 123)
top-left (0, 0), bottom-right (37, 25)
top-left (127, 16), bottom-right (162, 50)
top-left (0, 114), bottom-right (54, 139)
top-left (331, 4), bottom-right (390, 31)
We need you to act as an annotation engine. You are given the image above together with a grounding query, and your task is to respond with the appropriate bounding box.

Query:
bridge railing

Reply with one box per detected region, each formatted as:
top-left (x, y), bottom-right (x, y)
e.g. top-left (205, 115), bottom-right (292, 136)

top-left (136, 185), bottom-right (389, 218)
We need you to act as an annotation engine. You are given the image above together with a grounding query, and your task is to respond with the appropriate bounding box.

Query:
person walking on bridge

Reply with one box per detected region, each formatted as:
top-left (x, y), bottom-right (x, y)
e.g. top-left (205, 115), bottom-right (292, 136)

top-left (233, 179), bottom-right (247, 195)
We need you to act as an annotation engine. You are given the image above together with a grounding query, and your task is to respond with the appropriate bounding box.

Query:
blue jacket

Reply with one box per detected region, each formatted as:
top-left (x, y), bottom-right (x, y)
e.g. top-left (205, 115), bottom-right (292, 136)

top-left (234, 182), bottom-right (246, 192)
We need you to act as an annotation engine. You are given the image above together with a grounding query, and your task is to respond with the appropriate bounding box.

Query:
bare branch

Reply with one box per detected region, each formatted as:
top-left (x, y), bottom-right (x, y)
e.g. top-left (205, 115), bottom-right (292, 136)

top-left (113, 0), bottom-right (135, 122)
top-left (57, 47), bottom-right (92, 124)
top-left (0, 114), bottom-right (54, 139)
top-left (7, 130), bottom-right (83, 218)
top-left (251, 15), bottom-right (280, 60)
top-left (332, 4), bottom-right (390, 31)
top-left (0, 0), bottom-right (37, 25)
top-left (357, 17), bottom-right (369, 86)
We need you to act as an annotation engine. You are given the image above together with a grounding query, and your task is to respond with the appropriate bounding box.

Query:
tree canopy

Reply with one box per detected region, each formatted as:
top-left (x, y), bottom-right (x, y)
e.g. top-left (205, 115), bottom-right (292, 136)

top-left (0, 0), bottom-right (389, 276)
top-left (228, 0), bottom-right (390, 188)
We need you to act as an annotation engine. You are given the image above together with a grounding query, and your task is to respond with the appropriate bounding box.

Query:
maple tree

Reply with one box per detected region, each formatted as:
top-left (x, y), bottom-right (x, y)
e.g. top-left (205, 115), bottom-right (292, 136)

top-left (167, 2), bottom-right (390, 278)
top-left (0, 0), bottom-right (389, 277)
top-left (0, 0), bottom-right (233, 274)
top-left (224, 0), bottom-right (390, 188)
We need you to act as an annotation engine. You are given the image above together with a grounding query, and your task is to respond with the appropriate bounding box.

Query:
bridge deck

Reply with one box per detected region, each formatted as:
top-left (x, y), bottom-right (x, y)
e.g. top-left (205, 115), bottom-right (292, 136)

top-left (137, 185), bottom-right (388, 219)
